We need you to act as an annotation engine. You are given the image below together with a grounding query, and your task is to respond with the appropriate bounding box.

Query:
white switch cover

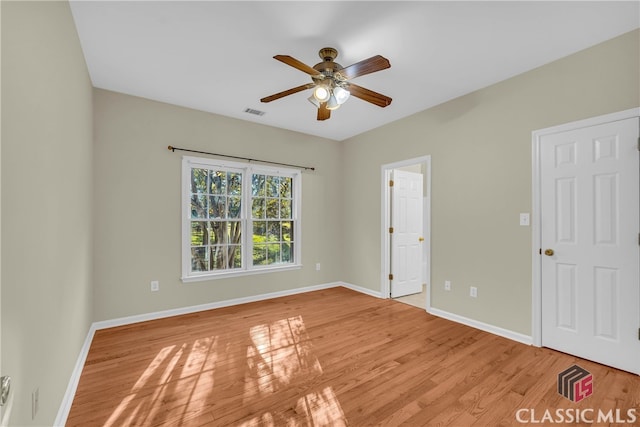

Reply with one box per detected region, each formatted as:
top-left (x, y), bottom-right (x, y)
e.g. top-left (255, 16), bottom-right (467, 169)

top-left (519, 213), bottom-right (530, 226)
top-left (150, 280), bottom-right (159, 292)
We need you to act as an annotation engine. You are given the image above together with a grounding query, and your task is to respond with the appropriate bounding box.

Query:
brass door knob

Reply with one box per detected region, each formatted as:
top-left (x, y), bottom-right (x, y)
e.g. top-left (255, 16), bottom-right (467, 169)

top-left (544, 249), bottom-right (554, 256)
top-left (418, 237), bottom-right (425, 242)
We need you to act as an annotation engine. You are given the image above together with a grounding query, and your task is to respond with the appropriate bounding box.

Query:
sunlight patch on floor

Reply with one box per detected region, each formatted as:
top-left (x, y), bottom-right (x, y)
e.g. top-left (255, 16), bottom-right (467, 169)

top-left (98, 314), bottom-right (348, 426)
top-left (240, 316), bottom-right (346, 426)
top-left (103, 337), bottom-right (219, 427)
top-left (296, 387), bottom-right (348, 426)
top-left (246, 315), bottom-right (323, 394)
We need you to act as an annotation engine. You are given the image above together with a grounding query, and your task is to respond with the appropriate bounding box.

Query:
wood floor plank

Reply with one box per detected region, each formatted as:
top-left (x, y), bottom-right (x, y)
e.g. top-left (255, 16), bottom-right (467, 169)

top-left (66, 287), bottom-right (640, 426)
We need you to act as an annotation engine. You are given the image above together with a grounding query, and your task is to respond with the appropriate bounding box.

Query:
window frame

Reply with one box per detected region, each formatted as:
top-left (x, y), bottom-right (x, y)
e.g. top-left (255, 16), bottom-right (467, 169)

top-left (181, 156), bottom-right (302, 282)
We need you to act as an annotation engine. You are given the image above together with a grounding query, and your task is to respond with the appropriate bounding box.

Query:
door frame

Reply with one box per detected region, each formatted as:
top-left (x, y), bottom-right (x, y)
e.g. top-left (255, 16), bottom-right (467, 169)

top-left (531, 108), bottom-right (640, 347)
top-left (381, 155), bottom-right (431, 305)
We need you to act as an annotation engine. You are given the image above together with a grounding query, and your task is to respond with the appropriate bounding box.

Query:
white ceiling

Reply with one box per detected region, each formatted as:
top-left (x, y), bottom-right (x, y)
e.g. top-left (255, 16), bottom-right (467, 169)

top-left (69, 1), bottom-right (639, 141)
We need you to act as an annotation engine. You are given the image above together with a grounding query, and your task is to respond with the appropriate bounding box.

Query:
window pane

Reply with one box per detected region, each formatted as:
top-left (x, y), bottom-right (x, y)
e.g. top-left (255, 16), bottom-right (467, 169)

top-left (280, 199), bottom-right (291, 219)
top-left (280, 177), bottom-right (292, 198)
top-left (282, 243), bottom-right (292, 262)
top-left (252, 174), bottom-right (265, 197)
top-left (191, 169), bottom-right (208, 194)
top-left (210, 246), bottom-right (226, 270)
top-left (191, 222), bottom-right (208, 246)
top-left (228, 172), bottom-right (242, 195)
top-left (228, 221), bottom-right (242, 245)
top-left (210, 170), bottom-right (226, 194)
top-left (209, 196), bottom-right (226, 219)
top-left (191, 195), bottom-right (208, 219)
top-left (253, 244), bottom-right (267, 265)
top-left (267, 244), bottom-right (281, 264)
top-left (266, 198), bottom-right (279, 219)
top-left (252, 198), bottom-right (265, 219)
top-left (266, 176), bottom-right (279, 197)
top-left (229, 196), bottom-right (241, 218)
top-left (267, 221), bottom-right (281, 241)
top-left (210, 221), bottom-right (226, 244)
top-left (191, 247), bottom-right (209, 272)
top-left (282, 221), bottom-right (293, 242)
top-left (229, 245), bottom-right (242, 268)
top-left (253, 221), bottom-right (266, 243)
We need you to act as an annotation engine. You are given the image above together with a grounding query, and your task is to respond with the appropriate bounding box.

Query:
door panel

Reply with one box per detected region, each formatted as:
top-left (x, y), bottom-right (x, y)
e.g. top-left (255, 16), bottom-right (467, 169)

top-left (391, 170), bottom-right (423, 298)
top-left (541, 117), bottom-right (640, 374)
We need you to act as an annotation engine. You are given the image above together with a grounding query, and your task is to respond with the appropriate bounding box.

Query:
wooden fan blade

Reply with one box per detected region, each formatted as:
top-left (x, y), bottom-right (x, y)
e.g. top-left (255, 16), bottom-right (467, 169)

top-left (337, 55), bottom-right (390, 80)
top-left (347, 83), bottom-right (392, 108)
top-left (317, 103), bottom-right (331, 121)
top-left (261, 84), bottom-right (313, 103)
top-left (274, 55), bottom-right (323, 77)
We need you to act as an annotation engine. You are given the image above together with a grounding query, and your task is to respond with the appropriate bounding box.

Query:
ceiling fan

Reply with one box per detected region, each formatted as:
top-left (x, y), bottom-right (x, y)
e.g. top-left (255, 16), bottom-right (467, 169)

top-left (260, 47), bottom-right (392, 121)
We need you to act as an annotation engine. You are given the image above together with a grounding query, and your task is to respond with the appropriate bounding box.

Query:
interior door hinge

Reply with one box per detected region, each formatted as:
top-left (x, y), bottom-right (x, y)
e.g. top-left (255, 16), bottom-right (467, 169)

top-left (389, 180), bottom-right (394, 187)
top-left (637, 136), bottom-right (640, 151)
top-left (389, 273), bottom-right (393, 280)
top-left (638, 327), bottom-right (640, 340)
top-left (389, 227), bottom-right (394, 233)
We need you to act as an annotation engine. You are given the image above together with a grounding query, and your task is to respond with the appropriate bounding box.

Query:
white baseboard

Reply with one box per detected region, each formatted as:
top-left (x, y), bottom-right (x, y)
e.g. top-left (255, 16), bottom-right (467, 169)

top-left (53, 323), bottom-right (97, 427)
top-left (427, 307), bottom-right (533, 346)
top-left (340, 281), bottom-right (384, 298)
top-left (93, 281), bottom-right (342, 331)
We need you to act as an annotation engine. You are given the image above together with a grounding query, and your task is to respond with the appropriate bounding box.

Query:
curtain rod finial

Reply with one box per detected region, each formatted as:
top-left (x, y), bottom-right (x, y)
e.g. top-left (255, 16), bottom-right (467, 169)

top-left (168, 145), bottom-right (174, 152)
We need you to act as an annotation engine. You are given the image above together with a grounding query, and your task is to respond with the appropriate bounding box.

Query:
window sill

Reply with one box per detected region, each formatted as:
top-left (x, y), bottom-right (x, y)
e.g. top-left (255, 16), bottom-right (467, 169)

top-left (181, 264), bottom-right (303, 283)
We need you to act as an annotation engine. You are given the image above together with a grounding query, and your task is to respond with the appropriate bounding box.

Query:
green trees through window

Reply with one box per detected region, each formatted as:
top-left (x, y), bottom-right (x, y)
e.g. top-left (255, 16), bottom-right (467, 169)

top-left (184, 157), bottom-right (300, 280)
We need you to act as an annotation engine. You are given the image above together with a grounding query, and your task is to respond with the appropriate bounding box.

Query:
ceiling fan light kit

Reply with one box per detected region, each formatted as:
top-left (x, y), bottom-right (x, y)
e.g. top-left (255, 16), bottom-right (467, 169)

top-left (260, 47), bottom-right (392, 121)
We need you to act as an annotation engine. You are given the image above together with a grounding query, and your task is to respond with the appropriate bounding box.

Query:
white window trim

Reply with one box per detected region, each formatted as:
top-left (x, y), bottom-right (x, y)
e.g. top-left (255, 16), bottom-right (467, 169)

top-left (181, 156), bottom-right (302, 282)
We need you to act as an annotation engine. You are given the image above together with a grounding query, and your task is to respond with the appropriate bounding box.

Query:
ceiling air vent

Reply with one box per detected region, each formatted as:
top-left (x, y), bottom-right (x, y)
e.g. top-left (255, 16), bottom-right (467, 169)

top-left (244, 108), bottom-right (266, 116)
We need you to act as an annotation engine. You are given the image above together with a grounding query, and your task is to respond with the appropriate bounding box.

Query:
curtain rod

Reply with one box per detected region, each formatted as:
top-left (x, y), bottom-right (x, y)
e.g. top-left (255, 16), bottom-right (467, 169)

top-left (167, 145), bottom-right (315, 171)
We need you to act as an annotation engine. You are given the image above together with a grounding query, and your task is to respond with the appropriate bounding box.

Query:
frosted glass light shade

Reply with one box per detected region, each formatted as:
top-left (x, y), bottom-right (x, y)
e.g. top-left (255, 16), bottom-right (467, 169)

top-left (308, 95), bottom-right (320, 108)
top-left (334, 86), bottom-right (350, 104)
top-left (326, 93), bottom-right (340, 110)
top-left (313, 85), bottom-right (330, 102)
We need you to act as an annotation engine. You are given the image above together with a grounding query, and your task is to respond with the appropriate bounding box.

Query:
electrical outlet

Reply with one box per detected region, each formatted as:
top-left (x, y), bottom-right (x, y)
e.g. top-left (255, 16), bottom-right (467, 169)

top-left (315, 263), bottom-right (321, 271)
top-left (32, 387), bottom-right (39, 419)
top-left (470, 286), bottom-right (478, 298)
top-left (444, 280), bottom-right (451, 291)
top-left (150, 280), bottom-right (159, 292)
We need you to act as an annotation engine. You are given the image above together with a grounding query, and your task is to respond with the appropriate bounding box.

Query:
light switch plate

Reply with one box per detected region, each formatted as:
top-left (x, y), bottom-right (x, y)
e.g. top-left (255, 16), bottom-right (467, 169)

top-left (519, 213), bottom-right (530, 226)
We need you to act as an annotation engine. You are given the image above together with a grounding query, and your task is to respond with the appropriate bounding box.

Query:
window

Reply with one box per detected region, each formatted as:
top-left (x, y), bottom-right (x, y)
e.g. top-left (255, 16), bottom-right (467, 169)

top-left (182, 156), bottom-right (301, 281)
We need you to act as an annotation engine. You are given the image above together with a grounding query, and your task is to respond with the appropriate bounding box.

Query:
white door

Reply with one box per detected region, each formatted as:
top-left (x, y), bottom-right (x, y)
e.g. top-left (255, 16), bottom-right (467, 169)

top-left (540, 117), bottom-right (640, 374)
top-left (391, 170), bottom-right (424, 298)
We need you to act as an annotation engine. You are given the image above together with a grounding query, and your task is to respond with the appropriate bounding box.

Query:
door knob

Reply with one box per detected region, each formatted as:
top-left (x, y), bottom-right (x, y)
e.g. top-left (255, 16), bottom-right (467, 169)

top-left (418, 237), bottom-right (424, 242)
top-left (544, 249), bottom-right (554, 256)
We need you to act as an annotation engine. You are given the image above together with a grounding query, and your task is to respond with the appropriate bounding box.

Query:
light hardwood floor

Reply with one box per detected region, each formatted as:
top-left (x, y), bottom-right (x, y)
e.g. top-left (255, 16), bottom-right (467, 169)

top-left (67, 287), bottom-right (640, 426)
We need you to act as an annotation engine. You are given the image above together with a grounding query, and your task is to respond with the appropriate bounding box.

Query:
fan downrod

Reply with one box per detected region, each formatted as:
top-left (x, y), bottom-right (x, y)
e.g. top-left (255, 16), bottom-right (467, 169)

top-left (318, 47), bottom-right (338, 62)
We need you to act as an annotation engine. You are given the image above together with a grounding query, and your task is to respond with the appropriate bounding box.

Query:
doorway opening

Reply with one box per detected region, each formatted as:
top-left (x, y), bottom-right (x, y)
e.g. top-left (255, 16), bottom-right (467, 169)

top-left (381, 156), bottom-right (431, 309)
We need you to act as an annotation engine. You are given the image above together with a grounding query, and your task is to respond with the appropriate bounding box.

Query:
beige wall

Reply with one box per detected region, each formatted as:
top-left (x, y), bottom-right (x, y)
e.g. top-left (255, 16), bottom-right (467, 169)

top-left (92, 89), bottom-right (344, 321)
top-left (1, 2), bottom-right (94, 426)
top-left (342, 29), bottom-right (640, 335)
